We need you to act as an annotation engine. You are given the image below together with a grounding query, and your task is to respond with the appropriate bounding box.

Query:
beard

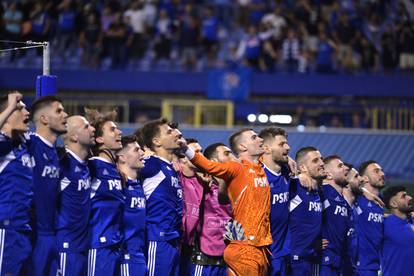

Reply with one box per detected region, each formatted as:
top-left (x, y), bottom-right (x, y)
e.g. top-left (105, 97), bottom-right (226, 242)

top-left (400, 205), bottom-right (414, 214)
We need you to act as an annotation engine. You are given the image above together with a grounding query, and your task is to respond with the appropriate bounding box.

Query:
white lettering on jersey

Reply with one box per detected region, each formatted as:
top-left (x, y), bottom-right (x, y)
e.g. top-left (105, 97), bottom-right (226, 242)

top-left (177, 188), bottom-right (183, 199)
top-left (77, 178), bottom-right (90, 191)
top-left (22, 154), bottom-right (35, 168)
top-left (272, 192), bottom-right (289, 204)
top-left (41, 165), bottom-right (59, 178)
top-left (308, 202), bottom-right (322, 212)
top-left (130, 197), bottom-right (146, 208)
top-left (254, 177), bottom-right (268, 188)
top-left (334, 205), bottom-right (348, 217)
top-left (108, 179), bottom-right (122, 190)
top-left (368, 212), bottom-right (383, 223)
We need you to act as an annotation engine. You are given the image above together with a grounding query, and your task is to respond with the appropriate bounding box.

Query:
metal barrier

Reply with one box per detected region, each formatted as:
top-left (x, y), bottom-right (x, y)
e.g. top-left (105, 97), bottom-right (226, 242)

top-left (370, 107), bottom-right (414, 130)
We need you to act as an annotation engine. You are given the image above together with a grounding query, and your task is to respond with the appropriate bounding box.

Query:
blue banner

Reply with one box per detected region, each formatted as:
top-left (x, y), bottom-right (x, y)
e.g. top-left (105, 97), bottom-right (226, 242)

top-left (207, 68), bottom-right (251, 100)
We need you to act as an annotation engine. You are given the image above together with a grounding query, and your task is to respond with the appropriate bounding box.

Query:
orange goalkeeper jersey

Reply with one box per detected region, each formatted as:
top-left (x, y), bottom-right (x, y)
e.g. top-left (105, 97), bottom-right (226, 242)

top-left (191, 152), bottom-right (272, 247)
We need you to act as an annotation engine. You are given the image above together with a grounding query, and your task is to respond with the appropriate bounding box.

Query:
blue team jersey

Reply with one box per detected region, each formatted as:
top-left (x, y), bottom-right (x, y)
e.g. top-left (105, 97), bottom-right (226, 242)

top-left (123, 178), bottom-right (146, 254)
top-left (264, 165), bottom-right (290, 259)
top-left (321, 184), bottom-right (349, 268)
top-left (382, 215), bottom-right (414, 276)
top-left (343, 200), bottom-right (358, 272)
top-left (354, 195), bottom-right (383, 270)
top-left (288, 180), bottom-right (322, 259)
top-left (0, 133), bottom-right (34, 231)
top-left (28, 134), bottom-right (60, 235)
top-left (89, 157), bottom-right (124, 248)
top-left (139, 155), bottom-right (183, 241)
top-left (56, 149), bottom-right (91, 252)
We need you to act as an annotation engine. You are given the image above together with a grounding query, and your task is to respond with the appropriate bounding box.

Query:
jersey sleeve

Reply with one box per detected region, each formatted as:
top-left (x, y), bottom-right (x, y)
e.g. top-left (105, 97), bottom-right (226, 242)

top-left (139, 156), bottom-right (161, 180)
top-left (190, 152), bottom-right (242, 182)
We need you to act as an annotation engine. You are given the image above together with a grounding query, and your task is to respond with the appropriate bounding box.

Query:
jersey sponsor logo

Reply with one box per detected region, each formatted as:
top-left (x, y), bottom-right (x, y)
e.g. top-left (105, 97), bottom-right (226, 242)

top-left (78, 178), bottom-right (90, 191)
top-left (254, 177), bottom-right (268, 188)
top-left (272, 192), bottom-right (289, 204)
top-left (308, 201), bottom-right (322, 212)
top-left (367, 212), bottom-right (383, 223)
top-left (334, 205), bottom-right (348, 217)
top-left (41, 165), bottom-right (59, 178)
top-left (171, 176), bottom-right (180, 188)
top-left (108, 179), bottom-right (122, 190)
top-left (22, 154), bottom-right (35, 168)
top-left (130, 197), bottom-right (145, 208)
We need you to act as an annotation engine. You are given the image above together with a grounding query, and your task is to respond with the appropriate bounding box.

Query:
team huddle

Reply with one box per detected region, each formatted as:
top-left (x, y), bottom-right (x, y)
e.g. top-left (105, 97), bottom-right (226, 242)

top-left (0, 92), bottom-right (413, 276)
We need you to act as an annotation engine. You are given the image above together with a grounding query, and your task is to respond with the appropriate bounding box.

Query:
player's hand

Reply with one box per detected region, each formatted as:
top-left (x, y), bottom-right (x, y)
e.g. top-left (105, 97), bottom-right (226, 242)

top-left (288, 156), bottom-right (298, 177)
top-left (7, 91), bottom-right (23, 111)
top-left (322, 239), bottom-right (329, 249)
top-left (362, 188), bottom-right (385, 207)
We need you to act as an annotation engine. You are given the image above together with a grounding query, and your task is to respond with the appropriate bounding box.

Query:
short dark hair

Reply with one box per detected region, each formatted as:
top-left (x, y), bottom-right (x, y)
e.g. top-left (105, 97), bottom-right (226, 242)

top-left (383, 186), bottom-right (406, 209)
top-left (30, 95), bottom-right (62, 120)
top-left (229, 128), bottom-right (252, 154)
top-left (323, 155), bottom-right (341, 165)
top-left (0, 94), bottom-right (9, 113)
top-left (359, 160), bottom-right (377, 176)
top-left (120, 135), bottom-right (138, 148)
top-left (140, 118), bottom-right (169, 151)
top-left (204, 142), bottom-right (226, 160)
top-left (295, 146), bottom-right (318, 163)
top-left (84, 107), bottom-right (118, 139)
top-left (133, 128), bottom-right (145, 148)
top-left (258, 127), bottom-right (287, 142)
top-left (169, 122), bottom-right (179, 129)
top-left (186, 138), bottom-right (198, 145)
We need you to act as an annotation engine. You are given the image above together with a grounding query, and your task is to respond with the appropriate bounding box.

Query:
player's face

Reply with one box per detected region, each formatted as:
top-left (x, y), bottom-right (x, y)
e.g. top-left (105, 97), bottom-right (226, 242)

top-left (46, 101), bottom-right (68, 135)
top-left (100, 121), bottom-right (122, 151)
top-left (394, 191), bottom-right (413, 214)
top-left (76, 117), bottom-right (96, 146)
top-left (7, 103), bottom-right (30, 132)
top-left (304, 150), bottom-right (327, 181)
top-left (241, 130), bottom-right (264, 157)
top-left (124, 142), bottom-right (145, 170)
top-left (215, 145), bottom-right (236, 163)
top-left (269, 135), bottom-right (290, 164)
top-left (326, 158), bottom-right (348, 187)
top-left (158, 124), bottom-right (180, 150)
top-left (347, 168), bottom-right (363, 195)
top-left (365, 163), bottom-right (385, 188)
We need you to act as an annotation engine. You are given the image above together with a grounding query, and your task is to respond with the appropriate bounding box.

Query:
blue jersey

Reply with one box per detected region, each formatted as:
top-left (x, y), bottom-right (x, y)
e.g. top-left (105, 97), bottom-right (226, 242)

top-left (56, 149), bottom-right (91, 252)
top-left (123, 178), bottom-right (146, 254)
top-left (89, 157), bottom-right (124, 248)
top-left (321, 184), bottom-right (349, 268)
top-left (0, 133), bottom-right (34, 231)
top-left (343, 200), bottom-right (358, 273)
top-left (28, 134), bottom-right (60, 235)
top-left (139, 155), bottom-right (183, 241)
top-left (354, 195), bottom-right (383, 270)
top-left (382, 215), bottom-right (414, 276)
top-left (264, 165), bottom-right (290, 259)
top-left (288, 180), bottom-right (322, 259)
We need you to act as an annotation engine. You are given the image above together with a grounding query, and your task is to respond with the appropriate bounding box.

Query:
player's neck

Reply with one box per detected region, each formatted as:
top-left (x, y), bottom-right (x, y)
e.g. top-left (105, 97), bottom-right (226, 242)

top-left (325, 179), bottom-right (343, 194)
top-left (240, 152), bottom-right (260, 164)
top-left (119, 165), bottom-right (137, 180)
top-left (343, 187), bottom-right (355, 205)
top-left (36, 127), bottom-right (58, 145)
top-left (66, 143), bottom-right (89, 161)
top-left (392, 209), bottom-right (408, 220)
top-left (364, 183), bottom-right (379, 197)
top-left (262, 154), bottom-right (281, 173)
top-left (154, 147), bottom-right (174, 162)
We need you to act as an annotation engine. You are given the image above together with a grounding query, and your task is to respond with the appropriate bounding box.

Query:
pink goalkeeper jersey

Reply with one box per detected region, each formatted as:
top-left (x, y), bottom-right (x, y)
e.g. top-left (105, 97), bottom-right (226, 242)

top-left (200, 182), bottom-right (232, 256)
top-left (179, 173), bottom-right (204, 246)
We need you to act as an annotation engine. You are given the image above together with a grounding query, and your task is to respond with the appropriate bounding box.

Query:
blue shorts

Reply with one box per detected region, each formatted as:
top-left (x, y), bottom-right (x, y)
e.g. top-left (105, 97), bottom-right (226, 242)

top-left (290, 259), bottom-right (319, 276)
top-left (0, 228), bottom-right (32, 276)
top-left (355, 269), bottom-right (379, 276)
top-left (179, 248), bottom-right (192, 276)
top-left (59, 251), bottom-right (88, 276)
top-left (88, 246), bottom-right (121, 276)
top-left (269, 256), bottom-right (289, 276)
top-left (191, 264), bottom-right (227, 276)
top-left (120, 252), bottom-right (146, 276)
top-left (146, 240), bottom-right (180, 276)
top-left (320, 264), bottom-right (341, 276)
top-left (31, 234), bottom-right (59, 276)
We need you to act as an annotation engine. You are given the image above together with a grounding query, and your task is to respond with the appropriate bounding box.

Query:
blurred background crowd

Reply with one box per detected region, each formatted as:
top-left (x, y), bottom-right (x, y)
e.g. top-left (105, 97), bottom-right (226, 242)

top-left (1, 0), bottom-right (414, 73)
